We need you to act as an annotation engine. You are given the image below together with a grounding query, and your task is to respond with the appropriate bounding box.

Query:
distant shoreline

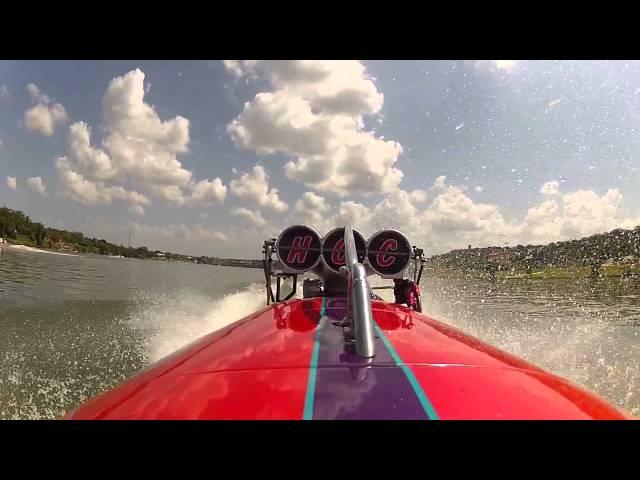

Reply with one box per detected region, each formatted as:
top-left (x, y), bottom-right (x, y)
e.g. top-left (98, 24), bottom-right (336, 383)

top-left (3, 239), bottom-right (262, 267)
top-left (6, 244), bottom-right (78, 256)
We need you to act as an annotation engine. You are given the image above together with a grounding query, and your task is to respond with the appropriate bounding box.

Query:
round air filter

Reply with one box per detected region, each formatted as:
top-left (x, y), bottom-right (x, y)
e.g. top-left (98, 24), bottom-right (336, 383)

top-left (275, 225), bottom-right (322, 273)
top-left (366, 229), bottom-right (412, 278)
top-left (321, 227), bottom-right (366, 273)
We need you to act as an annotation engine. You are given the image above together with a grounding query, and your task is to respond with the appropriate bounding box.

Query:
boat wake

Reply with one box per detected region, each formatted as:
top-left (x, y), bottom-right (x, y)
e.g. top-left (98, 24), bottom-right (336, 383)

top-left (129, 283), bottom-right (268, 363)
top-left (8, 244), bottom-right (77, 256)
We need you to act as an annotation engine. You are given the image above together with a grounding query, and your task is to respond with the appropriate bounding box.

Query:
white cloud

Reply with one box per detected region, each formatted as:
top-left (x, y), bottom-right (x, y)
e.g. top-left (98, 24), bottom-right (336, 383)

top-left (130, 222), bottom-right (228, 242)
top-left (25, 103), bottom-right (68, 137)
top-left (24, 83), bottom-right (68, 136)
top-left (67, 122), bottom-right (116, 180)
top-left (332, 201), bottom-right (373, 233)
top-left (0, 84), bottom-right (9, 101)
top-left (433, 175), bottom-right (447, 190)
top-left (225, 60), bottom-right (403, 196)
top-left (231, 207), bottom-right (267, 228)
top-left (224, 60), bottom-right (258, 78)
top-left (557, 189), bottom-right (624, 239)
top-left (26, 83), bottom-right (49, 104)
top-left (293, 193), bottom-right (410, 237)
top-left (311, 178), bottom-right (639, 254)
top-left (101, 69), bottom-right (192, 193)
top-left (291, 191), bottom-right (331, 230)
top-left (54, 69), bottom-right (227, 212)
top-left (27, 176), bottom-right (46, 195)
top-left (540, 180), bottom-right (560, 196)
top-left (520, 187), bottom-right (639, 245)
top-left (470, 60), bottom-right (518, 73)
top-left (495, 60), bottom-right (517, 71)
top-left (414, 179), bottom-right (640, 252)
top-left (409, 189), bottom-right (428, 204)
top-left (523, 199), bottom-right (560, 242)
top-left (185, 178), bottom-right (227, 207)
top-left (230, 165), bottom-right (287, 212)
top-left (475, 186), bottom-right (484, 193)
top-left (423, 185), bottom-right (510, 236)
top-left (56, 156), bottom-right (150, 207)
top-left (6, 176), bottom-right (16, 191)
top-left (128, 205), bottom-right (145, 216)
top-left (294, 191), bottom-right (329, 215)
top-left (222, 174), bottom-right (640, 256)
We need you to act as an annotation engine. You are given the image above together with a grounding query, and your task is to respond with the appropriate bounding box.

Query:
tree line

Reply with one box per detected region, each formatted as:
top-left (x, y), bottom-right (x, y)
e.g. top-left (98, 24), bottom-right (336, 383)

top-left (0, 206), bottom-right (261, 267)
top-left (0, 206), bottom-right (162, 257)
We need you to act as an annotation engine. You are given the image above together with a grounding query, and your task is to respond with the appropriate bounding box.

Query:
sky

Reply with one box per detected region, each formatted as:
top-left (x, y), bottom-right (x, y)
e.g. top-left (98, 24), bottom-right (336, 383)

top-left (1, 60), bottom-right (640, 257)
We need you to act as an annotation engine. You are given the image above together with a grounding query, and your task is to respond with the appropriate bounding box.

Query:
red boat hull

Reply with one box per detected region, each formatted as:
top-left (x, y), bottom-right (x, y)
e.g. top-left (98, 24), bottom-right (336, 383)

top-left (66, 297), bottom-right (630, 420)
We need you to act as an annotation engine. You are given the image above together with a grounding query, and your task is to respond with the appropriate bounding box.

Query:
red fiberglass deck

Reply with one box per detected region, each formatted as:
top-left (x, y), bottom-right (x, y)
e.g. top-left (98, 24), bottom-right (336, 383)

top-left (66, 297), bottom-right (630, 420)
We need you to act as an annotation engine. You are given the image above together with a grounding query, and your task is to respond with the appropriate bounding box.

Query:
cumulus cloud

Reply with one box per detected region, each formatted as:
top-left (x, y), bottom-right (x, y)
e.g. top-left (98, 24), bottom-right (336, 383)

top-left (433, 175), bottom-right (447, 190)
top-left (470, 60), bottom-right (518, 73)
top-left (294, 191), bottom-right (330, 215)
top-left (6, 176), bottom-right (17, 191)
top-left (27, 176), bottom-right (46, 195)
top-left (420, 181), bottom-right (639, 251)
top-left (128, 205), bottom-right (145, 216)
top-left (494, 60), bottom-right (517, 71)
top-left (130, 222), bottom-right (228, 242)
top-left (54, 69), bottom-right (226, 212)
top-left (409, 189), bottom-right (428, 204)
top-left (540, 180), bottom-right (560, 196)
top-left (280, 176), bottom-right (640, 255)
top-left (521, 188), bottom-right (638, 245)
top-left (230, 165), bottom-right (287, 212)
top-left (185, 178), bottom-right (227, 207)
top-left (555, 189), bottom-right (627, 239)
top-left (56, 156), bottom-right (150, 207)
top-left (225, 60), bottom-right (403, 196)
top-left (290, 191), bottom-right (331, 230)
top-left (232, 207), bottom-right (267, 227)
top-left (24, 83), bottom-right (68, 136)
top-left (0, 84), bottom-right (9, 101)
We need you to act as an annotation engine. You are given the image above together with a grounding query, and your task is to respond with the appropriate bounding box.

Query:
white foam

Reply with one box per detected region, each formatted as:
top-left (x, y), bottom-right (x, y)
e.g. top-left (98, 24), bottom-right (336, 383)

top-left (129, 283), bottom-right (268, 362)
top-left (8, 244), bottom-right (77, 256)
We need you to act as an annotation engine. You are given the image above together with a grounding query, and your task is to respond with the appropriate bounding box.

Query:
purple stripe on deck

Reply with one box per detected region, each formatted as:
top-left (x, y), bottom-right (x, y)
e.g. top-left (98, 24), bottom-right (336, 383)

top-left (311, 297), bottom-right (429, 420)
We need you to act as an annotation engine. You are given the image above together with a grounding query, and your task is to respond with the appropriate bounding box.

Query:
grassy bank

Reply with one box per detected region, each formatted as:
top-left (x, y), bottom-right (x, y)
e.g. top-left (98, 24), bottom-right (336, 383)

top-left (426, 265), bottom-right (640, 280)
top-left (503, 265), bottom-right (640, 280)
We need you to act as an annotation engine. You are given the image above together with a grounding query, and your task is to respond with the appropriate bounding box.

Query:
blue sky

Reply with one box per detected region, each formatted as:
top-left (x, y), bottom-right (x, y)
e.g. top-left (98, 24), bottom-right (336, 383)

top-left (1, 60), bottom-right (639, 257)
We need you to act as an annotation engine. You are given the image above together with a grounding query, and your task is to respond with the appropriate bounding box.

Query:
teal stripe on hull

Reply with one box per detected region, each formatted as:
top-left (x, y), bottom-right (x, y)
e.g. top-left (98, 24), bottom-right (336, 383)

top-left (303, 297), bottom-right (326, 420)
top-left (374, 324), bottom-right (440, 420)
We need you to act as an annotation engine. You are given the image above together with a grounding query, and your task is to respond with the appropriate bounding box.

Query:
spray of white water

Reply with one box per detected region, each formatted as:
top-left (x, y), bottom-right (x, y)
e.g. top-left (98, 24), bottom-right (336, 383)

top-left (128, 282), bottom-right (269, 362)
top-left (8, 244), bottom-right (77, 256)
